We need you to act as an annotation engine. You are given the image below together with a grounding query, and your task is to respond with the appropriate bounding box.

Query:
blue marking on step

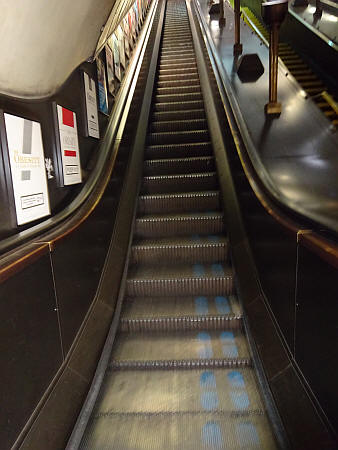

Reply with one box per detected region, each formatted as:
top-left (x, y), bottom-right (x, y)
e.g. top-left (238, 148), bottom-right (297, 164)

top-left (220, 331), bottom-right (235, 343)
top-left (191, 234), bottom-right (200, 242)
top-left (207, 235), bottom-right (220, 243)
top-left (200, 371), bottom-right (216, 389)
top-left (220, 331), bottom-right (239, 358)
top-left (195, 296), bottom-right (209, 315)
top-left (193, 264), bottom-right (205, 277)
top-left (197, 332), bottom-right (213, 359)
top-left (201, 392), bottom-right (219, 410)
top-left (202, 422), bottom-right (224, 448)
top-left (222, 344), bottom-right (239, 358)
top-left (230, 391), bottom-right (250, 410)
top-left (211, 263), bottom-right (225, 277)
top-left (236, 422), bottom-right (260, 447)
top-left (215, 296), bottom-right (230, 314)
top-left (228, 371), bottom-right (245, 388)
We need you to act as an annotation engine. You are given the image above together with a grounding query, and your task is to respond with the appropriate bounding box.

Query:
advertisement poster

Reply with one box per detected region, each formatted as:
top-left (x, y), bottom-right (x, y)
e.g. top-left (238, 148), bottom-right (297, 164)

top-left (4, 113), bottom-right (50, 225)
top-left (105, 44), bottom-right (115, 95)
top-left (83, 72), bottom-right (100, 139)
top-left (123, 17), bottom-right (131, 58)
top-left (117, 25), bottom-right (126, 69)
top-left (111, 33), bottom-right (121, 81)
top-left (56, 105), bottom-right (82, 185)
top-left (128, 11), bottom-right (135, 47)
top-left (133, 2), bottom-right (139, 33)
top-left (129, 8), bottom-right (136, 42)
top-left (96, 57), bottom-right (109, 115)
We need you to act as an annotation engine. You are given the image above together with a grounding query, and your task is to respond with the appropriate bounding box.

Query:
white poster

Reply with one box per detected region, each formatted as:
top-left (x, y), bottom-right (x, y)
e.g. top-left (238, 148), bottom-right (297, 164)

top-left (83, 72), bottom-right (100, 139)
top-left (4, 113), bottom-right (50, 225)
top-left (105, 44), bottom-right (115, 95)
top-left (117, 25), bottom-right (126, 69)
top-left (123, 17), bottom-right (130, 59)
top-left (56, 105), bottom-right (82, 185)
top-left (111, 33), bottom-right (121, 81)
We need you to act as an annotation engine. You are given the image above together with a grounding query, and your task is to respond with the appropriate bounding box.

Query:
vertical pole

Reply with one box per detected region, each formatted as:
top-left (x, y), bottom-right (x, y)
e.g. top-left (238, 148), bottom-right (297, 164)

top-left (219, 0), bottom-right (226, 27)
top-left (234, 0), bottom-right (243, 55)
top-left (265, 23), bottom-right (281, 114)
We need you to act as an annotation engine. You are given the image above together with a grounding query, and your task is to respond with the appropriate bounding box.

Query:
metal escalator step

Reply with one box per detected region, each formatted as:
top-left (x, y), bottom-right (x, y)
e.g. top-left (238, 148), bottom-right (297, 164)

top-left (141, 172), bottom-right (218, 194)
top-left (157, 79), bottom-right (200, 89)
top-left (158, 72), bottom-right (199, 82)
top-left (154, 100), bottom-right (204, 112)
top-left (160, 46), bottom-right (194, 55)
top-left (155, 92), bottom-right (202, 103)
top-left (131, 235), bottom-right (228, 264)
top-left (145, 142), bottom-right (212, 159)
top-left (119, 315), bottom-right (241, 332)
top-left (138, 191), bottom-right (220, 213)
top-left (159, 61), bottom-right (196, 71)
top-left (153, 108), bottom-right (205, 121)
top-left (143, 156), bottom-right (214, 175)
top-left (81, 413), bottom-right (278, 450)
top-left (148, 129), bottom-right (209, 145)
top-left (161, 43), bottom-right (194, 50)
top-left (150, 118), bottom-right (206, 133)
top-left (126, 263), bottom-right (233, 296)
top-left (160, 53), bottom-right (195, 63)
top-left (158, 67), bottom-right (199, 77)
top-left (121, 294), bottom-right (242, 318)
top-left (156, 86), bottom-right (200, 96)
top-left (112, 329), bottom-right (246, 360)
top-left (135, 212), bottom-right (224, 237)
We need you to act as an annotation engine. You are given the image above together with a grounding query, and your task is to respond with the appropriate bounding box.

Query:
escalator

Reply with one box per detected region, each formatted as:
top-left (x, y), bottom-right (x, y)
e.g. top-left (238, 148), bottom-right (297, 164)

top-left (73, 0), bottom-right (282, 448)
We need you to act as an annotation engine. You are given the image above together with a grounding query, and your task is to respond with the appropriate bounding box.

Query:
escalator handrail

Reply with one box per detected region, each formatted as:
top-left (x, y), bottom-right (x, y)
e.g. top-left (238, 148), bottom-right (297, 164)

top-left (191, 0), bottom-right (338, 269)
top-left (0, 0), bottom-right (160, 283)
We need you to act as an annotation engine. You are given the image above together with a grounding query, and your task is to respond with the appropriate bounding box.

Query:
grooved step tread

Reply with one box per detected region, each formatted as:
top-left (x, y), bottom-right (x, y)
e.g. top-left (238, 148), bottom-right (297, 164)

top-left (154, 100), bottom-right (204, 112)
top-left (142, 172), bottom-right (217, 194)
top-left (112, 329), bottom-right (248, 361)
top-left (121, 294), bottom-right (242, 319)
top-left (143, 156), bottom-right (214, 175)
top-left (135, 211), bottom-right (224, 238)
top-left (126, 262), bottom-right (233, 296)
top-left (131, 235), bottom-right (228, 264)
top-left (138, 190), bottom-right (220, 213)
top-left (151, 118), bottom-right (206, 132)
top-left (146, 142), bottom-right (212, 159)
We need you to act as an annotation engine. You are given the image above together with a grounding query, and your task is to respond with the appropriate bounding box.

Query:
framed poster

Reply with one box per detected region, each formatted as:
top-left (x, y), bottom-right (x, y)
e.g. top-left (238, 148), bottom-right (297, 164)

top-left (117, 25), bottom-right (126, 70)
top-left (105, 44), bottom-right (115, 95)
top-left (130, 7), bottom-right (137, 41)
top-left (3, 113), bottom-right (50, 225)
top-left (123, 17), bottom-right (131, 58)
top-left (56, 105), bottom-right (82, 186)
top-left (83, 72), bottom-right (100, 139)
top-left (133, 2), bottom-right (139, 34)
top-left (111, 33), bottom-right (121, 81)
top-left (96, 57), bottom-right (109, 115)
top-left (128, 11), bottom-right (135, 48)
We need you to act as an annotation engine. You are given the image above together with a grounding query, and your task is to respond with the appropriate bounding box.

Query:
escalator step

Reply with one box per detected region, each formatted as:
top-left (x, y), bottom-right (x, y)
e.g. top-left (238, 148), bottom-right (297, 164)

top-left (157, 79), bottom-right (200, 89)
top-left (81, 413), bottom-right (277, 450)
top-left (135, 212), bottom-right (224, 237)
top-left (145, 142), bottom-right (213, 159)
top-left (158, 72), bottom-right (199, 81)
top-left (148, 129), bottom-right (209, 145)
top-left (156, 86), bottom-right (201, 96)
top-left (159, 61), bottom-right (196, 71)
top-left (160, 53), bottom-right (195, 63)
top-left (121, 294), bottom-right (242, 318)
top-left (158, 68), bottom-right (200, 77)
top-left (141, 172), bottom-right (218, 194)
top-left (150, 118), bottom-right (206, 132)
top-left (131, 235), bottom-right (228, 264)
top-left (126, 262), bottom-right (233, 296)
top-left (138, 190), bottom-right (220, 213)
top-left (143, 156), bottom-right (215, 175)
top-left (119, 315), bottom-right (241, 332)
top-left (155, 92), bottom-right (202, 103)
top-left (112, 329), bottom-right (247, 360)
top-left (152, 108), bottom-right (205, 121)
top-left (154, 100), bottom-right (204, 112)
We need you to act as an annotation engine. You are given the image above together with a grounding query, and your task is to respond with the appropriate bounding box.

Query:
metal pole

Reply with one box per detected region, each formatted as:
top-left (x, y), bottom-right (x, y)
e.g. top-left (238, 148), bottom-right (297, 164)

top-left (219, 0), bottom-right (226, 27)
top-left (265, 23), bottom-right (281, 114)
top-left (233, 0), bottom-right (242, 55)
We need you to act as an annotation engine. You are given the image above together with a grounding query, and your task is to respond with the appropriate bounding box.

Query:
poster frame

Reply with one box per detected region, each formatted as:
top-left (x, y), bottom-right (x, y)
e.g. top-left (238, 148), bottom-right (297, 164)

top-left (0, 110), bottom-right (51, 226)
top-left (81, 70), bottom-right (100, 139)
top-left (96, 56), bottom-right (109, 116)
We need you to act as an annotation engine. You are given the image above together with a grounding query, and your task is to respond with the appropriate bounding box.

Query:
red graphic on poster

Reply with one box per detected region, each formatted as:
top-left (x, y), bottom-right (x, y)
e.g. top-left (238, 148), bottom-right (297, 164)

top-left (64, 150), bottom-right (77, 157)
top-left (62, 108), bottom-right (74, 128)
